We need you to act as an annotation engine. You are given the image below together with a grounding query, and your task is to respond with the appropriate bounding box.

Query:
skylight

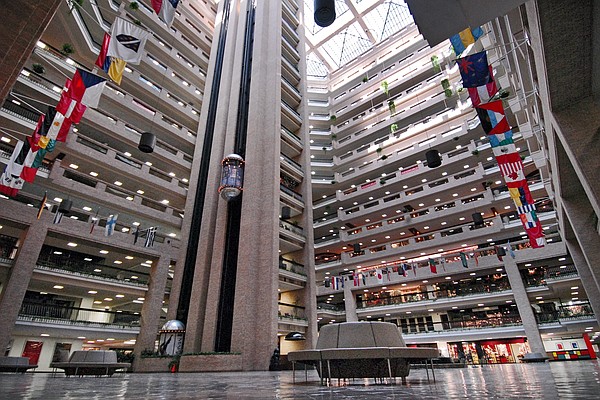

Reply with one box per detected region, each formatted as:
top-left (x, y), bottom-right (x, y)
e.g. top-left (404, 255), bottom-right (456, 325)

top-left (304, 0), bottom-right (414, 79)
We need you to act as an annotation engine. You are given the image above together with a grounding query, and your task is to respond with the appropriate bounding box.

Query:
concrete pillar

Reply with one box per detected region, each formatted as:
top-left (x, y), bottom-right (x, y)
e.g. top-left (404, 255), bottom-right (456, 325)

top-left (133, 255), bottom-right (172, 369)
top-left (0, 221), bottom-right (48, 354)
top-left (0, 0), bottom-right (63, 104)
top-left (343, 278), bottom-right (358, 322)
top-left (502, 256), bottom-right (546, 357)
top-left (565, 239), bottom-right (600, 327)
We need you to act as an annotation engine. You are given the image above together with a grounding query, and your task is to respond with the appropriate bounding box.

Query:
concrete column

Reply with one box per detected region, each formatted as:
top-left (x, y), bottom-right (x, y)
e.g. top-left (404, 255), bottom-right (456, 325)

top-left (565, 239), bottom-right (600, 327)
top-left (133, 255), bottom-right (172, 369)
top-left (343, 278), bottom-right (358, 322)
top-left (0, 0), bottom-right (63, 104)
top-left (502, 256), bottom-right (546, 357)
top-left (0, 221), bottom-right (48, 354)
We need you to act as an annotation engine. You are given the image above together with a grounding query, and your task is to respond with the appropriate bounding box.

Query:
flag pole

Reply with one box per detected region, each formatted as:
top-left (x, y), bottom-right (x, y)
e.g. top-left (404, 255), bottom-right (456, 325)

top-left (8, 92), bottom-right (46, 115)
top-left (0, 128), bottom-right (25, 142)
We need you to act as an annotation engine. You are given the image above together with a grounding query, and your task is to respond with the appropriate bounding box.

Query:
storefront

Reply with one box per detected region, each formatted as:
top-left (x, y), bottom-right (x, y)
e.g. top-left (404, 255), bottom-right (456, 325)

top-left (448, 338), bottom-right (530, 364)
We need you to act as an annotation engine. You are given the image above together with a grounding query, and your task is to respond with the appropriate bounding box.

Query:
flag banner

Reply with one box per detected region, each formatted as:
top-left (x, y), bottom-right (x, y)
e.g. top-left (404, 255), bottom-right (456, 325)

top-left (440, 257), bottom-right (446, 272)
top-left (96, 32), bottom-right (111, 69)
top-left (324, 277), bottom-right (330, 288)
top-left (519, 210), bottom-right (540, 229)
top-left (457, 51), bottom-right (490, 88)
top-left (429, 258), bottom-right (437, 274)
top-left (497, 156), bottom-right (526, 183)
top-left (476, 100), bottom-right (507, 133)
top-left (468, 66), bottom-right (498, 106)
top-left (473, 251), bottom-right (479, 266)
top-left (53, 210), bottom-right (63, 224)
top-left (0, 141), bottom-right (29, 196)
top-left (133, 225), bottom-right (139, 244)
top-left (70, 69), bottom-right (107, 108)
top-left (353, 272), bottom-right (359, 286)
top-left (56, 89), bottom-right (87, 125)
top-left (491, 142), bottom-right (518, 157)
top-left (90, 209), bottom-right (99, 234)
top-left (151, 0), bottom-right (180, 26)
top-left (108, 58), bottom-right (127, 85)
top-left (376, 269), bottom-right (384, 283)
top-left (107, 18), bottom-right (151, 64)
top-left (449, 26), bottom-right (484, 56)
top-left (517, 203), bottom-right (536, 215)
top-left (488, 130), bottom-right (513, 147)
top-left (412, 263), bottom-right (417, 276)
top-left (507, 181), bottom-right (535, 206)
top-left (401, 263), bottom-right (408, 277)
top-left (37, 192), bottom-right (48, 219)
top-left (144, 226), bottom-right (156, 247)
top-left (20, 135), bottom-right (42, 183)
top-left (46, 111), bottom-right (72, 142)
top-left (105, 214), bottom-right (118, 236)
top-left (32, 139), bottom-right (55, 169)
top-left (459, 252), bottom-right (469, 268)
top-left (525, 223), bottom-right (545, 248)
top-left (507, 240), bottom-right (516, 259)
top-left (496, 246), bottom-right (504, 261)
top-left (332, 277), bottom-right (338, 290)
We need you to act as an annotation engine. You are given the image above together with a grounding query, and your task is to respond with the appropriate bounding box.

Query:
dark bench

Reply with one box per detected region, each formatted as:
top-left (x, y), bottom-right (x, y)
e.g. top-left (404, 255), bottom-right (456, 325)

top-left (50, 350), bottom-right (130, 376)
top-left (0, 357), bottom-right (37, 373)
top-left (288, 321), bottom-right (439, 385)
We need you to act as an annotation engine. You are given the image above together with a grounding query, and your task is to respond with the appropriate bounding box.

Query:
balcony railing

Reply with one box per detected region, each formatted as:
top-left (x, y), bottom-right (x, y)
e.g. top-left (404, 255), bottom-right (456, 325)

top-left (536, 303), bottom-right (595, 323)
top-left (18, 302), bottom-right (141, 329)
top-left (35, 260), bottom-right (150, 287)
top-left (358, 282), bottom-right (511, 309)
top-left (402, 315), bottom-right (522, 335)
top-left (279, 258), bottom-right (306, 276)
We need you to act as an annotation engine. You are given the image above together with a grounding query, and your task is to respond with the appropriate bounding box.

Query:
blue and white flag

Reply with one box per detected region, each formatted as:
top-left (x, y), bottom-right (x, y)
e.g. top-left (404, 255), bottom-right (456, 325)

top-left (105, 214), bottom-right (118, 236)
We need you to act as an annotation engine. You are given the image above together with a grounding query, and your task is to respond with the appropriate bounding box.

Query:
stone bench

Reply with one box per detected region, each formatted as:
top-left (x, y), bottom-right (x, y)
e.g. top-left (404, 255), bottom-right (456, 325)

top-left (0, 356), bottom-right (37, 373)
top-left (288, 321), bottom-right (439, 385)
top-left (50, 350), bottom-right (130, 376)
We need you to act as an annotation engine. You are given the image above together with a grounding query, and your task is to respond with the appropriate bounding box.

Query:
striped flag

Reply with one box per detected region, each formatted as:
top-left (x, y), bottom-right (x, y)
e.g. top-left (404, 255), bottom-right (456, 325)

top-left (449, 26), bottom-right (484, 56)
top-left (37, 192), bottom-right (48, 219)
top-left (468, 66), bottom-right (498, 106)
top-left (89, 209), bottom-right (99, 234)
top-left (144, 226), bottom-right (156, 247)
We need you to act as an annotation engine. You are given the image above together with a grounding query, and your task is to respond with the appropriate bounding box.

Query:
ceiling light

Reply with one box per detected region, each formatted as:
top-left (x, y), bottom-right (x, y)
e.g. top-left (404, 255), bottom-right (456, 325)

top-left (67, 242), bottom-right (77, 247)
top-left (125, 256), bottom-right (134, 260)
top-left (88, 290), bottom-right (97, 294)
top-left (90, 171), bottom-right (98, 177)
top-left (99, 250), bottom-right (109, 254)
top-left (53, 285), bottom-right (64, 289)
top-left (115, 294), bottom-right (125, 298)
top-left (114, 181), bottom-right (122, 186)
top-left (69, 164), bottom-right (79, 169)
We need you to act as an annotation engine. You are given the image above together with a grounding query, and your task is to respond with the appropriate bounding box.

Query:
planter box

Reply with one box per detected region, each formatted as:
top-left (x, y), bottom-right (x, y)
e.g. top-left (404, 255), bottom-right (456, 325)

top-left (134, 357), bottom-right (172, 373)
top-left (179, 354), bottom-right (243, 372)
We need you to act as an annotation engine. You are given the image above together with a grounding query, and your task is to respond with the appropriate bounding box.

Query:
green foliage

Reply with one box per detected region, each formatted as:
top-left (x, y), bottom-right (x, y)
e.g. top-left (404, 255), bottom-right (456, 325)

top-left (329, 115), bottom-right (336, 121)
top-left (331, 134), bottom-right (337, 139)
top-left (390, 123), bottom-right (399, 134)
top-left (133, 19), bottom-right (142, 26)
top-left (362, 76), bottom-right (369, 83)
top-left (32, 63), bottom-right (45, 74)
top-left (381, 80), bottom-right (389, 96)
top-left (380, 155), bottom-right (388, 161)
top-left (387, 99), bottom-right (396, 115)
top-left (444, 88), bottom-right (453, 98)
top-left (431, 55), bottom-right (441, 73)
top-left (441, 78), bottom-right (451, 90)
top-left (471, 150), bottom-right (479, 156)
top-left (61, 43), bottom-right (74, 55)
top-left (129, 1), bottom-right (140, 10)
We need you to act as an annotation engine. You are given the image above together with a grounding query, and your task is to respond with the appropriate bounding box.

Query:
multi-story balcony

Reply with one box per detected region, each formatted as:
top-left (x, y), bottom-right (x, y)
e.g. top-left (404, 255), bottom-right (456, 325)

top-left (17, 301), bottom-right (143, 334)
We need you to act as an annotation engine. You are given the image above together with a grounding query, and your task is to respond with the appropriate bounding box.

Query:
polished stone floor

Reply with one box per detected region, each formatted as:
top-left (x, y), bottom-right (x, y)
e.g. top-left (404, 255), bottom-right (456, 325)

top-left (1, 362), bottom-right (599, 399)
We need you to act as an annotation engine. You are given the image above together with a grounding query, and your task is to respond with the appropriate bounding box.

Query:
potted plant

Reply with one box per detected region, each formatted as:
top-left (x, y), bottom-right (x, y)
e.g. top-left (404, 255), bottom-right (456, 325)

top-left (376, 147), bottom-right (383, 156)
top-left (61, 43), bottom-right (75, 56)
top-left (380, 154), bottom-right (388, 161)
top-left (380, 179), bottom-right (386, 185)
top-left (362, 76), bottom-right (369, 83)
top-left (390, 123), bottom-right (398, 134)
top-left (129, 1), bottom-right (140, 10)
top-left (331, 133), bottom-right (337, 140)
top-left (32, 63), bottom-right (45, 74)
top-left (381, 80), bottom-right (389, 96)
top-left (329, 115), bottom-right (336, 121)
top-left (471, 149), bottom-right (479, 156)
top-left (431, 55), bottom-right (441, 73)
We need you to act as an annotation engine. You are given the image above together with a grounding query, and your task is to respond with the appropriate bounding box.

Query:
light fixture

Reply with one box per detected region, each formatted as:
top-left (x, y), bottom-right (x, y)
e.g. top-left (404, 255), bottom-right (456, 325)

top-left (314, 0), bottom-right (336, 27)
top-left (139, 132), bottom-right (156, 153)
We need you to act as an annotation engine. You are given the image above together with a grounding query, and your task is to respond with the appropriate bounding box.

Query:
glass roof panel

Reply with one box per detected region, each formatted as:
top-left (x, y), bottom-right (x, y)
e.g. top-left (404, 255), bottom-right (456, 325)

top-left (304, 0), bottom-right (414, 79)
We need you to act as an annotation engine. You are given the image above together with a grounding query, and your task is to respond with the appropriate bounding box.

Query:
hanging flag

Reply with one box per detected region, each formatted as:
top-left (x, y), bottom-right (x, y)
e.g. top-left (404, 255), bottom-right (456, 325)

top-left (376, 269), bottom-right (384, 284)
top-left (401, 263), bottom-right (408, 277)
top-left (19, 117), bottom-right (44, 183)
top-left (89, 209), bottom-right (100, 234)
top-left (440, 257), bottom-right (446, 272)
top-left (412, 263), bottom-right (418, 276)
top-left (457, 51), bottom-right (490, 88)
top-left (133, 225), bottom-right (140, 244)
top-left (526, 224), bottom-right (546, 248)
top-left (107, 58), bottom-right (127, 85)
top-left (53, 208), bottom-right (63, 224)
top-left (144, 226), bottom-right (156, 247)
top-left (449, 26), bottom-right (484, 56)
top-left (332, 277), bottom-right (338, 290)
top-left (32, 139), bottom-right (56, 169)
top-left (96, 32), bottom-right (112, 70)
top-left (488, 129), bottom-right (514, 148)
top-left (496, 152), bottom-right (525, 183)
top-left (517, 203), bottom-right (536, 215)
top-left (496, 246), bottom-right (504, 261)
top-left (0, 141), bottom-right (26, 197)
top-left (519, 210), bottom-right (540, 229)
top-left (69, 69), bottom-right (107, 108)
top-left (473, 252), bottom-right (479, 267)
top-left (507, 240), bottom-right (516, 259)
top-left (324, 277), bottom-right (330, 288)
top-left (56, 88), bottom-right (87, 124)
top-left (476, 100), bottom-right (508, 134)
top-left (37, 192), bottom-right (48, 219)
top-left (105, 214), bottom-right (118, 236)
top-left (353, 272), bottom-right (359, 286)
top-left (459, 252), bottom-right (469, 268)
top-left (507, 181), bottom-right (535, 206)
top-left (151, 0), bottom-right (180, 26)
top-left (107, 18), bottom-right (151, 65)
top-left (428, 258), bottom-right (437, 274)
top-left (468, 66), bottom-right (498, 106)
